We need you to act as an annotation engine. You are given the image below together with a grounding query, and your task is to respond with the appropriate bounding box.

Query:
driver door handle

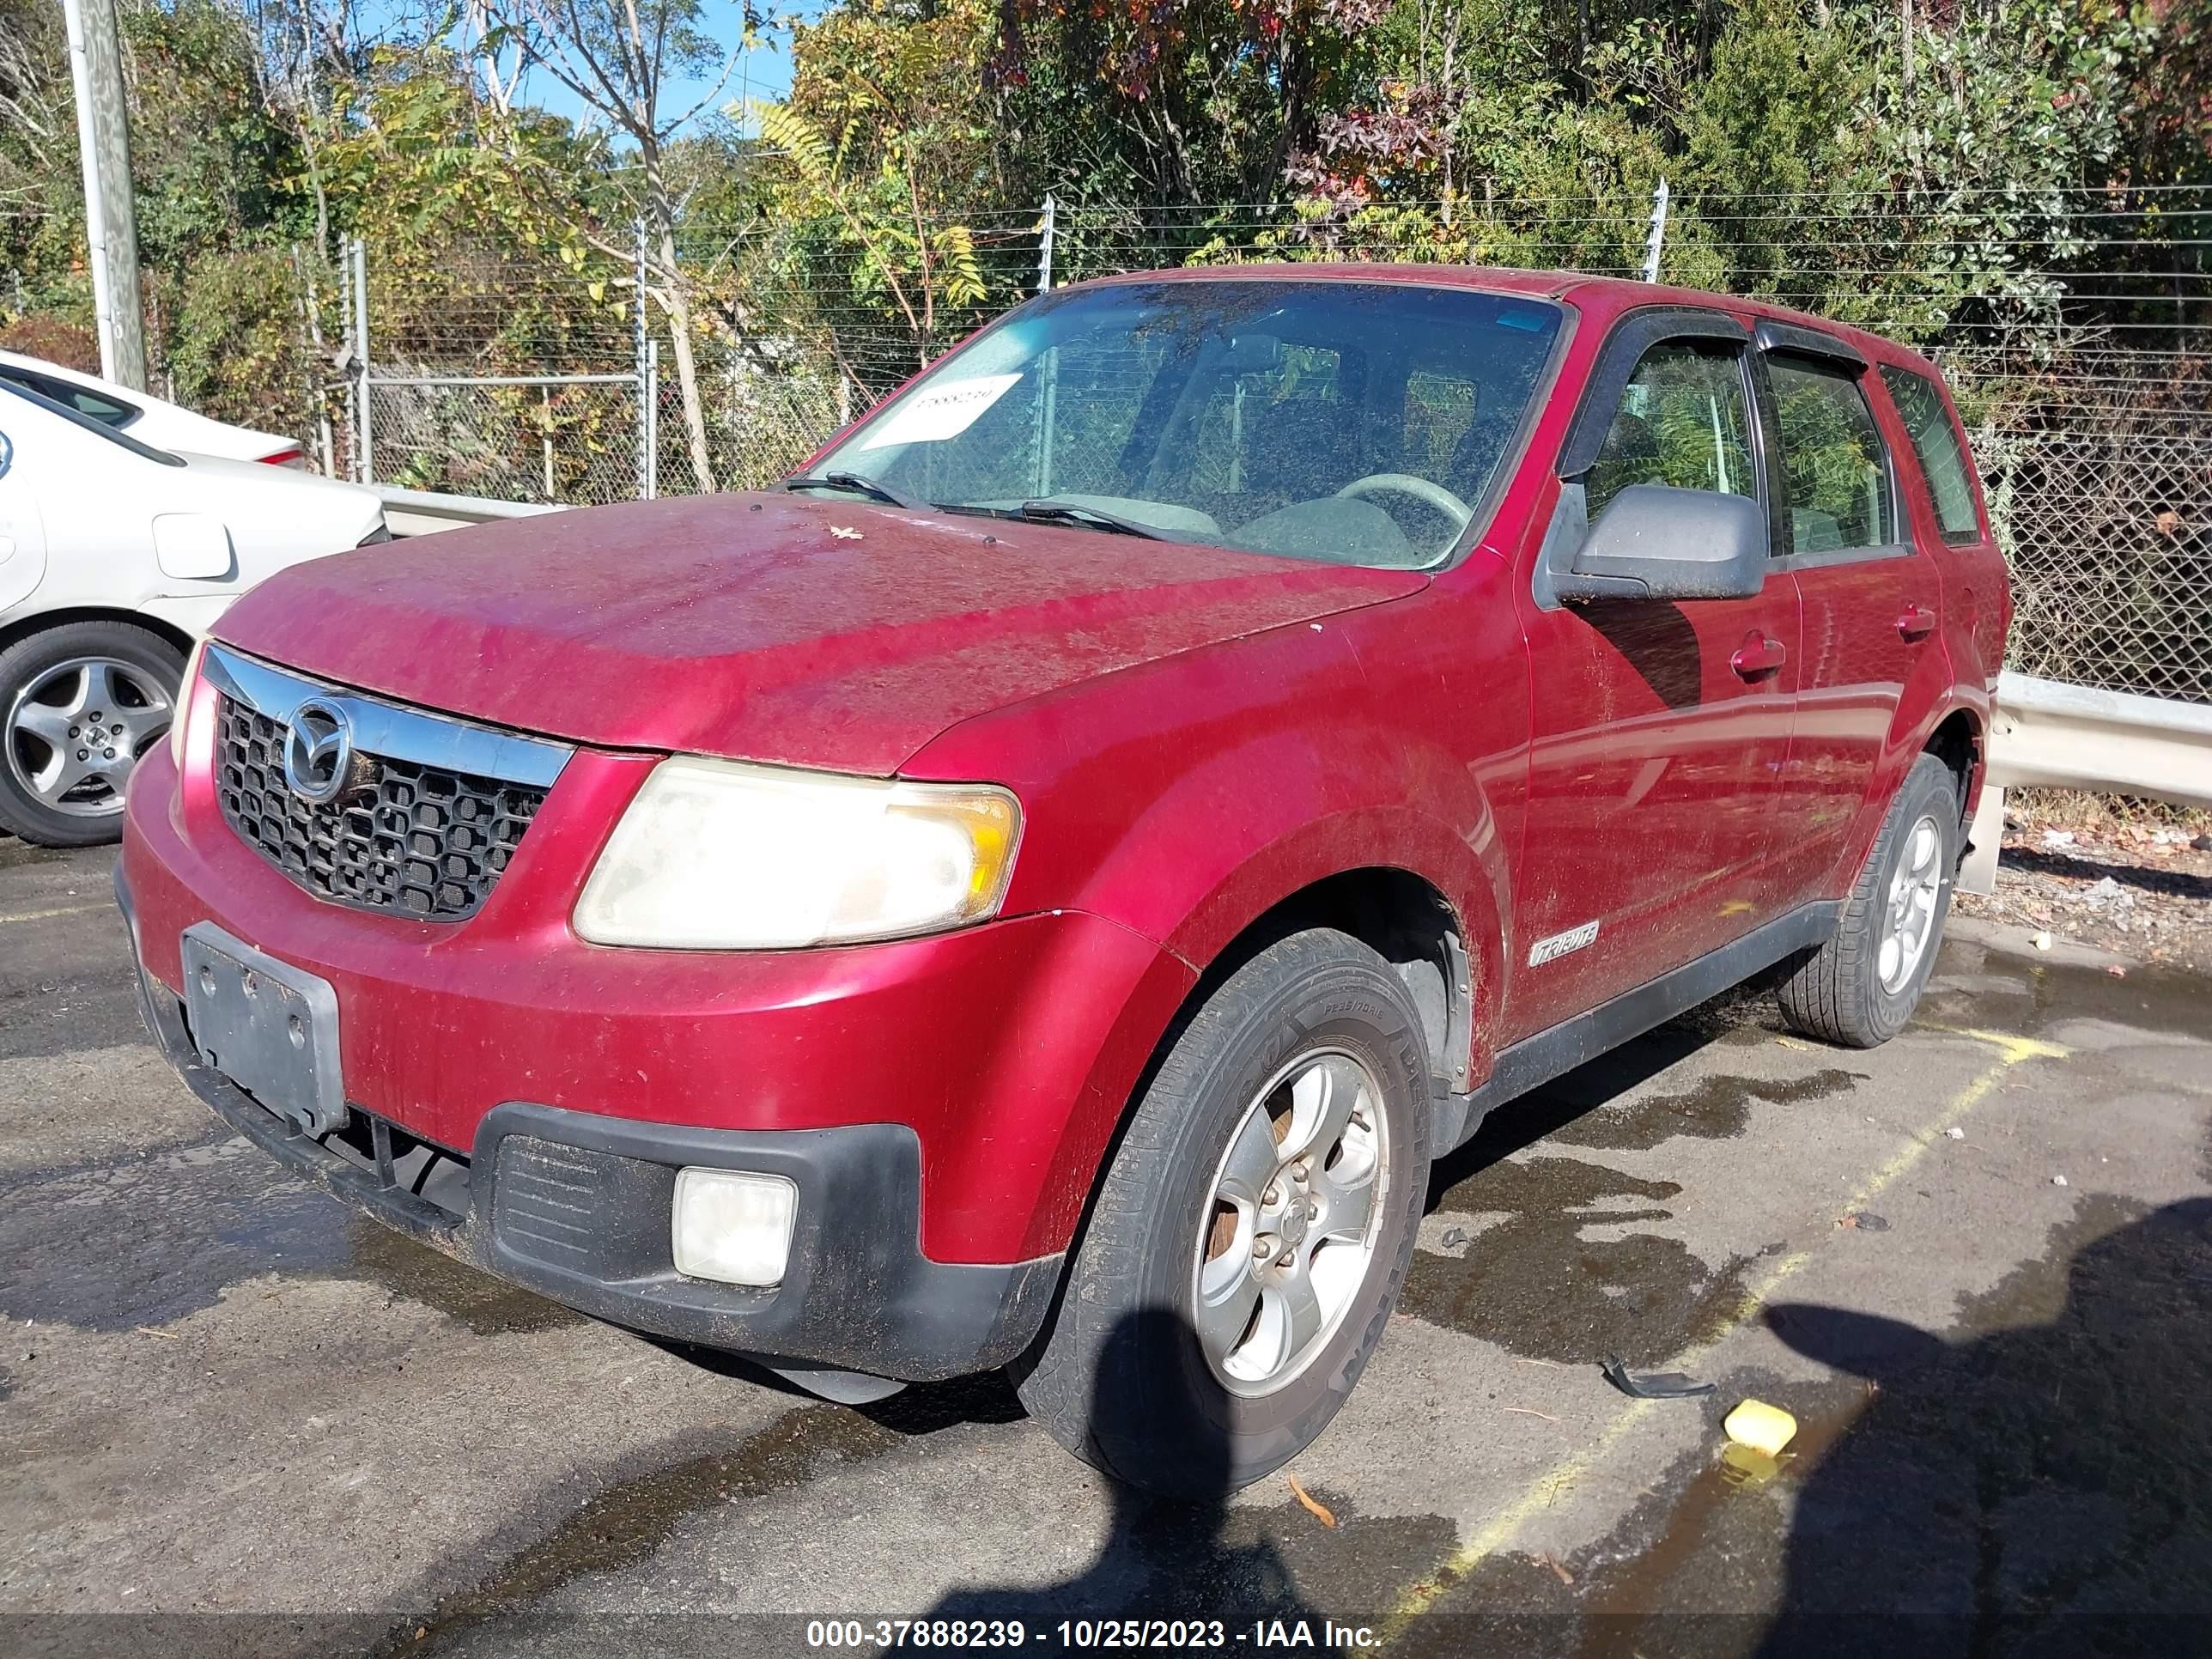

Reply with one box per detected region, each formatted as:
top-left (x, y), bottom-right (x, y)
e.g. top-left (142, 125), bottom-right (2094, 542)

top-left (1730, 633), bottom-right (1788, 680)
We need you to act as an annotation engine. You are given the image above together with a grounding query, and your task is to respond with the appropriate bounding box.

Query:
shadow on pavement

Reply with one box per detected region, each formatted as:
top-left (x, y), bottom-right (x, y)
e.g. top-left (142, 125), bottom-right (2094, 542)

top-left (1760, 1194), bottom-right (2212, 1656)
top-left (925, 1308), bottom-right (1321, 1626)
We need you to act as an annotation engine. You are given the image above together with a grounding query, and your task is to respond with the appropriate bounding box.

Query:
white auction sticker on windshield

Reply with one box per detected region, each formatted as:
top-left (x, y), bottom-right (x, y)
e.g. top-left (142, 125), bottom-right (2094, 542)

top-left (857, 372), bottom-right (1022, 449)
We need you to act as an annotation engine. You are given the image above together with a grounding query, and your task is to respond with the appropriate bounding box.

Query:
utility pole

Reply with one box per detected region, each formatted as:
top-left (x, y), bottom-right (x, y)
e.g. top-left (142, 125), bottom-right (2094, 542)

top-left (62, 0), bottom-right (146, 388)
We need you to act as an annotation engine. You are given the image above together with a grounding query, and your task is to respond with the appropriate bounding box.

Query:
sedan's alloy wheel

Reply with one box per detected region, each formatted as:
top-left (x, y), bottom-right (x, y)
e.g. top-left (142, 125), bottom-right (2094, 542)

top-left (5, 655), bottom-right (173, 817)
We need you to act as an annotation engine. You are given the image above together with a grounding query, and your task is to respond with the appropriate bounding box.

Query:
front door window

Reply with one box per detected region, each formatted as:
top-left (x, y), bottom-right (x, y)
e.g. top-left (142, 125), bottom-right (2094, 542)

top-left (1586, 341), bottom-right (1759, 519)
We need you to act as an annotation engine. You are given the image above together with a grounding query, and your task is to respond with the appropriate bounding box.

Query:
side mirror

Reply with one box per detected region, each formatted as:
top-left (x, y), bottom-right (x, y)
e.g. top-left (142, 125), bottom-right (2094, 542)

top-left (1548, 483), bottom-right (1769, 605)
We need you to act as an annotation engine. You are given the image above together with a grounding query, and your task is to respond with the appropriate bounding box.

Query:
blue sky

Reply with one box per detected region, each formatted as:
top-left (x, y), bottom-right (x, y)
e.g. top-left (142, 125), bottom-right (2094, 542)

top-left (365, 1), bottom-right (819, 137)
top-left (523, 3), bottom-right (820, 137)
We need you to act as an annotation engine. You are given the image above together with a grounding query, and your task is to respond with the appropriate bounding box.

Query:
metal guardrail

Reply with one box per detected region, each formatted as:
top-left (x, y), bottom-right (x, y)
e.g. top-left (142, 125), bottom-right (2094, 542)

top-left (1986, 672), bottom-right (2212, 807)
top-left (372, 483), bottom-right (567, 538)
top-left (1961, 672), bottom-right (2212, 892)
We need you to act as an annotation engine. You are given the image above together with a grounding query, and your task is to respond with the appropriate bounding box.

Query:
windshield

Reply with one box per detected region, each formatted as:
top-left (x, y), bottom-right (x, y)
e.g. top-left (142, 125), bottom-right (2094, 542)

top-left (809, 279), bottom-right (1563, 569)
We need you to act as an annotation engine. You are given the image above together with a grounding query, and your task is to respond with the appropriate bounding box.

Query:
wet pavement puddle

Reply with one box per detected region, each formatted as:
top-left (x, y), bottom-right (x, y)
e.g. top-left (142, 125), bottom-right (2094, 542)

top-left (1403, 1152), bottom-right (1771, 1365)
top-left (0, 1145), bottom-right (576, 1335)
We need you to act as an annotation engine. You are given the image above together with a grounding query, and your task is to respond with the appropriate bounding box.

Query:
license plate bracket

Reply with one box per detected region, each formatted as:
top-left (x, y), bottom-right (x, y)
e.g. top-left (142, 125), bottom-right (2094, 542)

top-left (180, 922), bottom-right (347, 1137)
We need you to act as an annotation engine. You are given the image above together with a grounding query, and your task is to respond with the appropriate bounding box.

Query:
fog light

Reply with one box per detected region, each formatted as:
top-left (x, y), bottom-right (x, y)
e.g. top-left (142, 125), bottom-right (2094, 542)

top-left (671, 1168), bottom-right (798, 1287)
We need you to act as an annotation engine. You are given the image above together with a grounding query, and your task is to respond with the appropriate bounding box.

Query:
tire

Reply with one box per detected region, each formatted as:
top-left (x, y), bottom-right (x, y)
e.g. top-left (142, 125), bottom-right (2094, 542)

top-left (0, 620), bottom-right (185, 848)
top-left (1777, 752), bottom-right (1962, 1048)
top-left (1015, 928), bottom-right (1433, 1496)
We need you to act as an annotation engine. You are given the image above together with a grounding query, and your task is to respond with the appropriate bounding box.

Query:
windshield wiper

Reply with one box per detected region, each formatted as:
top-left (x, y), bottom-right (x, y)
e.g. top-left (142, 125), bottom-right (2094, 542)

top-left (781, 471), bottom-right (931, 512)
top-left (1014, 499), bottom-right (1179, 541)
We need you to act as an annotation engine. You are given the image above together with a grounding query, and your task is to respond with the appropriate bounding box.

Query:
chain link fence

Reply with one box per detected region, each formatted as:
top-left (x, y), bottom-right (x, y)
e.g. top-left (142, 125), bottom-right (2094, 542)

top-left (363, 374), bottom-right (647, 504)
top-left (1986, 416), bottom-right (2212, 702)
top-left (305, 191), bottom-right (2209, 705)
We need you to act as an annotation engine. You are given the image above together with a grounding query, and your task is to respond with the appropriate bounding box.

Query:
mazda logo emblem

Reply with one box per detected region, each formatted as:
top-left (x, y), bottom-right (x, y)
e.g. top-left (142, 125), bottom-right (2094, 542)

top-left (283, 700), bottom-right (358, 805)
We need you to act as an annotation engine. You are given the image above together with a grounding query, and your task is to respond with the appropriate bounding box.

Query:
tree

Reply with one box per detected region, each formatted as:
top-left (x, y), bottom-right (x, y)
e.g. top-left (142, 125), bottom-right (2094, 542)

top-left (753, 100), bottom-right (988, 378)
top-left (470, 0), bottom-right (750, 490)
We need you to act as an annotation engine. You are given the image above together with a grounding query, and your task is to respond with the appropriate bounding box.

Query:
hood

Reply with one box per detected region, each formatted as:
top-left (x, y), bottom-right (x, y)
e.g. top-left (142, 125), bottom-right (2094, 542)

top-left (213, 493), bottom-right (1425, 773)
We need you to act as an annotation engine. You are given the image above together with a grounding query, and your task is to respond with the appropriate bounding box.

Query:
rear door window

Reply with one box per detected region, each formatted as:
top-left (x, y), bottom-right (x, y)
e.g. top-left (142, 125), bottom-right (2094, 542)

top-left (1584, 340), bottom-right (1759, 520)
top-left (1768, 356), bottom-right (1895, 555)
top-left (0, 367), bottom-right (139, 428)
top-left (1879, 365), bottom-right (1980, 541)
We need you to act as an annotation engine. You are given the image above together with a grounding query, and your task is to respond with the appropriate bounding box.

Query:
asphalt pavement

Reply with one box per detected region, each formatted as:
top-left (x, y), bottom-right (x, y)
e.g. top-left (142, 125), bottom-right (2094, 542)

top-left (3, 836), bottom-right (2208, 1658)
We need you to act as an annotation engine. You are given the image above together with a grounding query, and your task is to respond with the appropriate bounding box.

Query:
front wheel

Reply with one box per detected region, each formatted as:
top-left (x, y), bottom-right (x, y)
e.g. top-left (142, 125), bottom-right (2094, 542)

top-left (1777, 751), bottom-right (1962, 1048)
top-left (0, 620), bottom-right (185, 848)
top-left (1015, 929), bottom-right (1432, 1496)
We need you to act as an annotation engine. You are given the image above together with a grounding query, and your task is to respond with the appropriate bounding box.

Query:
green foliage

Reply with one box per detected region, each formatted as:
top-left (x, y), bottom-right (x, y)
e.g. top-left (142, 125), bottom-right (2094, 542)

top-left (751, 87), bottom-right (991, 367)
top-left (162, 243), bottom-right (313, 428)
top-left (1, 0), bottom-right (2202, 495)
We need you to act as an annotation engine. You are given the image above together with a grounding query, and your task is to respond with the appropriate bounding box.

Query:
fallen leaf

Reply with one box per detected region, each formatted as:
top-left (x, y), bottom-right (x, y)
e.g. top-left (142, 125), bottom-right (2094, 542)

top-left (1541, 1553), bottom-right (1576, 1586)
top-left (1287, 1472), bottom-right (1338, 1528)
top-left (2106, 963), bottom-right (2128, 978)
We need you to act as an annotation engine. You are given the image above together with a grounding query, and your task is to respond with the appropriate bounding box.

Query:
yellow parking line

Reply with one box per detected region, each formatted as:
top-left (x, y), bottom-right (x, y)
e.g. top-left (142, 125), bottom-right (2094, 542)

top-left (1376, 1024), bottom-right (2069, 1647)
top-left (0, 901), bottom-right (109, 926)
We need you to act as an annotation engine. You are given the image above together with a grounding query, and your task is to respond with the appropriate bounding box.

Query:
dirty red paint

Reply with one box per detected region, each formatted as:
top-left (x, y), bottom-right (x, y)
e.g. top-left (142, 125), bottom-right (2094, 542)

top-left (123, 266), bottom-right (2008, 1273)
top-left (214, 494), bottom-right (1424, 775)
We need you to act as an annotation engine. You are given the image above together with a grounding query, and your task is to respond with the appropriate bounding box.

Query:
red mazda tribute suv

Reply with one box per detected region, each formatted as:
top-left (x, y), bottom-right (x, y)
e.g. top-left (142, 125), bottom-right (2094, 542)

top-left (118, 267), bottom-right (2008, 1492)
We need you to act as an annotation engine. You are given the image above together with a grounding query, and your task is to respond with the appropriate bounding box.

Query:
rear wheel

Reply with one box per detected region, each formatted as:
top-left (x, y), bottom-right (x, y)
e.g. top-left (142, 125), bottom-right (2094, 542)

top-left (1777, 752), bottom-right (1961, 1048)
top-left (0, 621), bottom-right (183, 848)
top-left (1015, 929), bottom-right (1432, 1496)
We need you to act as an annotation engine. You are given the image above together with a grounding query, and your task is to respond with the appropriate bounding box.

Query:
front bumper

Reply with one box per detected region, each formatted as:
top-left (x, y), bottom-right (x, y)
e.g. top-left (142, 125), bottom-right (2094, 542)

top-left (120, 737), bottom-right (1194, 1266)
top-left (118, 863), bottom-right (1063, 1381)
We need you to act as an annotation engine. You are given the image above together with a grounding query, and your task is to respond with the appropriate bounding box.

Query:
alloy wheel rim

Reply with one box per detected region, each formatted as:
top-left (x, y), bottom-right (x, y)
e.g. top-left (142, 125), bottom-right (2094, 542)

top-left (1878, 812), bottom-right (1944, 994)
top-left (1191, 1048), bottom-right (1390, 1398)
top-left (3, 657), bottom-right (173, 818)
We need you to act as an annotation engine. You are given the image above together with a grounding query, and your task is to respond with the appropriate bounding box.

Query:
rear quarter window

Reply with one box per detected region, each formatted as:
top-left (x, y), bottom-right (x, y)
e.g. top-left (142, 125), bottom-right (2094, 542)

top-left (1879, 364), bottom-right (1981, 542)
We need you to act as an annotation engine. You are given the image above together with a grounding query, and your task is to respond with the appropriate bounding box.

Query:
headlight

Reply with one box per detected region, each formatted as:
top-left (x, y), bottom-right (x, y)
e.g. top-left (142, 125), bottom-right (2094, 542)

top-left (574, 757), bottom-right (1022, 950)
top-left (168, 635), bottom-right (210, 770)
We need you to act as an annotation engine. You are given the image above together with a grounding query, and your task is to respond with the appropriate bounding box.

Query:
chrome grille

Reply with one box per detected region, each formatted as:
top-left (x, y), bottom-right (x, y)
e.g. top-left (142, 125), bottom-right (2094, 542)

top-left (203, 647), bottom-right (569, 923)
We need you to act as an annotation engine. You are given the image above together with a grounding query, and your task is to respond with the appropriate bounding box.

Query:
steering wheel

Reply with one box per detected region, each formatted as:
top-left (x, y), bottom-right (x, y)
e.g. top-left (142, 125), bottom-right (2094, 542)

top-left (1334, 472), bottom-right (1474, 532)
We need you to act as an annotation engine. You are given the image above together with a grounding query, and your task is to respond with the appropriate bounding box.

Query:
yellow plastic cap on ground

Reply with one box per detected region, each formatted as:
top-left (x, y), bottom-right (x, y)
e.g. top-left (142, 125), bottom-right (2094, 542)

top-left (1723, 1398), bottom-right (1798, 1457)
